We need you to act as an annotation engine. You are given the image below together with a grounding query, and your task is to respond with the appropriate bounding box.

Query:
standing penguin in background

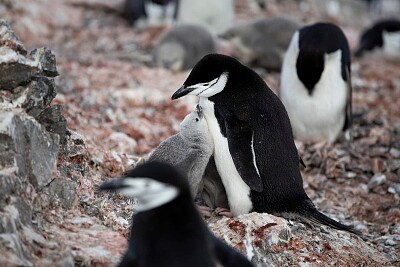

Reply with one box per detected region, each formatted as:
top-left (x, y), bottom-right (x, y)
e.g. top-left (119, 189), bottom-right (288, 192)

top-left (100, 162), bottom-right (254, 267)
top-left (123, 0), bottom-right (178, 27)
top-left (172, 54), bottom-right (358, 234)
top-left (280, 22), bottom-right (352, 143)
top-left (355, 19), bottom-right (400, 61)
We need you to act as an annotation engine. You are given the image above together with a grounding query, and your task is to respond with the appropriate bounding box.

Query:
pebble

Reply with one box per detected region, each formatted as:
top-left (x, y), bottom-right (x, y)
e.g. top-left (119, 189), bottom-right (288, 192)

top-left (367, 173), bottom-right (386, 190)
top-left (388, 183), bottom-right (400, 194)
top-left (385, 238), bottom-right (397, 246)
top-left (389, 148), bottom-right (400, 158)
top-left (345, 172), bottom-right (357, 179)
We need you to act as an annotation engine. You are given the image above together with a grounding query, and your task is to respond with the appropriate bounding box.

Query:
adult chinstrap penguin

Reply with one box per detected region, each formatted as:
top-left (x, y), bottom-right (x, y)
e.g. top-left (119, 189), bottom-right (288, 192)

top-left (171, 53), bottom-right (358, 235)
top-left (280, 22), bottom-right (352, 143)
top-left (100, 162), bottom-right (254, 267)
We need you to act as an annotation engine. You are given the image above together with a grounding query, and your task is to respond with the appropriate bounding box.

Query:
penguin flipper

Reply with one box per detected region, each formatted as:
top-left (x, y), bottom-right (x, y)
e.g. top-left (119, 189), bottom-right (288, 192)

top-left (210, 234), bottom-right (254, 267)
top-left (343, 66), bottom-right (353, 141)
top-left (224, 117), bottom-right (263, 192)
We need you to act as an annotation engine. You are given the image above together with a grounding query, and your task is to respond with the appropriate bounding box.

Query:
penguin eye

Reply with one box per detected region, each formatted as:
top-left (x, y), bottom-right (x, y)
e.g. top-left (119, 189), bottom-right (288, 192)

top-left (203, 83), bottom-right (210, 87)
top-left (195, 118), bottom-right (199, 122)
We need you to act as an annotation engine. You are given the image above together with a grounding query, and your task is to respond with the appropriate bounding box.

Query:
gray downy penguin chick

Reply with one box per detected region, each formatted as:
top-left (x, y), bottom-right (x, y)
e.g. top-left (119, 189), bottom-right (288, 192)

top-left (147, 105), bottom-right (214, 197)
top-left (222, 17), bottom-right (302, 71)
top-left (172, 53), bottom-right (358, 235)
top-left (355, 19), bottom-right (400, 61)
top-left (201, 157), bottom-right (229, 210)
top-left (175, 0), bottom-right (234, 35)
top-left (280, 22), bottom-right (352, 143)
top-left (153, 24), bottom-right (216, 72)
top-left (99, 162), bottom-right (255, 267)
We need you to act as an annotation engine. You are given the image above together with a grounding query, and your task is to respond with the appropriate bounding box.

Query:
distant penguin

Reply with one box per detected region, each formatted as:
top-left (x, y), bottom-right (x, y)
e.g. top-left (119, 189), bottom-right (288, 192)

top-left (175, 0), bottom-right (234, 35)
top-left (123, 0), bottom-right (178, 26)
top-left (147, 105), bottom-right (213, 197)
top-left (355, 19), bottom-right (400, 61)
top-left (171, 53), bottom-right (358, 234)
top-left (153, 24), bottom-right (216, 71)
top-left (280, 22), bottom-right (352, 143)
top-left (100, 162), bottom-right (254, 267)
top-left (222, 17), bottom-right (302, 71)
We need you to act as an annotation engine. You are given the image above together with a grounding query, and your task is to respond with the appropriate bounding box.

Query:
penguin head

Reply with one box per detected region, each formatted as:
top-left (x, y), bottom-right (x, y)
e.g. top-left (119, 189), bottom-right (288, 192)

top-left (179, 105), bottom-right (212, 144)
top-left (171, 53), bottom-right (236, 99)
top-left (100, 162), bottom-right (190, 211)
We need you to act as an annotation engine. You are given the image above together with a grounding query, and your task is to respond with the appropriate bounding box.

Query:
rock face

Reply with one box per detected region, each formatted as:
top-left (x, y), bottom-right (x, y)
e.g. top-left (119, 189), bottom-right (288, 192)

top-left (208, 213), bottom-right (389, 267)
top-left (0, 20), bottom-right (127, 267)
top-left (0, 20), bottom-right (72, 266)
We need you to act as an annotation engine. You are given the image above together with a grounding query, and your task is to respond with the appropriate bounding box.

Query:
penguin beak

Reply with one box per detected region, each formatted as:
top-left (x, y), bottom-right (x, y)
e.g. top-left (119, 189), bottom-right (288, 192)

top-left (171, 85), bottom-right (194, 100)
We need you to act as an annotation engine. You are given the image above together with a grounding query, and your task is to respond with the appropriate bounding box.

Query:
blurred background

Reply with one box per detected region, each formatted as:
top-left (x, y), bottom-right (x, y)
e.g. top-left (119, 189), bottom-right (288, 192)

top-left (0, 0), bottom-right (399, 265)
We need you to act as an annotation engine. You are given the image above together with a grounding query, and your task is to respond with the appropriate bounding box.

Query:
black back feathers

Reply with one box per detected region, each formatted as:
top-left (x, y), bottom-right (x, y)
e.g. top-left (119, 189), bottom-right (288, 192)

top-left (296, 23), bottom-right (351, 95)
top-left (101, 161), bottom-right (254, 267)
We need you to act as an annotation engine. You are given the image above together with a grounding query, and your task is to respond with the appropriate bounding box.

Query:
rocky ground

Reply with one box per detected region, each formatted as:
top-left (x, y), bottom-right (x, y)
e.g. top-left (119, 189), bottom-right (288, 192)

top-left (0, 0), bottom-right (399, 266)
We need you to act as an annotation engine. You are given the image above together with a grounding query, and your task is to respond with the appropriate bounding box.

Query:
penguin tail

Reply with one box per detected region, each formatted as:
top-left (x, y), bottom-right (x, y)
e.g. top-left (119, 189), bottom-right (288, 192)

top-left (291, 200), bottom-right (361, 236)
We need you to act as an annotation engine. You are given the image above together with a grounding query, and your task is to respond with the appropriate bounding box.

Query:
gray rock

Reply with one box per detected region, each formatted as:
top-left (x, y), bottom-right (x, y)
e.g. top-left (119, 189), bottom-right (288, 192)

top-left (48, 178), bottom-right (77, 210)
top-left (0, 19), bottom-right (27, 55)
top-left (367, 173), bottom-right (386, 191)
top-left (37, 104), bottom-right (68, 144)
top-left (29, 47), bottom-right (59, 77)
top-left (388, 182), bottom-right (400, 194)
top-left (0, 233), bottom-right (33, 267)
top-left (207, 213), bottom-right (388, 266)
top-left (0, 111), bottom-right (59, 188)
top-left (0, 21), bottom-right (40, 91)
top-left (19, 77), bottom-right (57, 118)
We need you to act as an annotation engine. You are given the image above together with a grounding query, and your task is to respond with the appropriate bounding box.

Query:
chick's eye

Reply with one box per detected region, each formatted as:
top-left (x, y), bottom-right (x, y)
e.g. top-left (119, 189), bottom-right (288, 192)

top-left (195, 118), bottom-right (199, 122)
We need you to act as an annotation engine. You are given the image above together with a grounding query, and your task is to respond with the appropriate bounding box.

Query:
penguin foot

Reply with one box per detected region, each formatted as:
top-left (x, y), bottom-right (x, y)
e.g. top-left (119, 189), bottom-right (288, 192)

top-left (197, 205), bottom-right (213, 217)
top-left (214, 207), bottom-right (234, 217)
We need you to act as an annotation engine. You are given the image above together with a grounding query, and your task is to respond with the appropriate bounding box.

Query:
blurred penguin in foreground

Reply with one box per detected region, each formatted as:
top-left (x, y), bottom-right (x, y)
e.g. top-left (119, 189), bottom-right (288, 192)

top-left (100, 162), bottom-right (254, 267)
top-left (153, 24), bottom-right (216, 72)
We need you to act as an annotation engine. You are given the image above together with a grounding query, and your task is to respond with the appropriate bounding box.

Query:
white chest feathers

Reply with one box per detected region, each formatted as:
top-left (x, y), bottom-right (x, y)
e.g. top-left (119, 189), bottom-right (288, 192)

top-left (199, 98), bottom-right (252, 215)
top-left (382, 31), bottom-right (400, 61)
top-left (280, 32), bottom-right (348, 143)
